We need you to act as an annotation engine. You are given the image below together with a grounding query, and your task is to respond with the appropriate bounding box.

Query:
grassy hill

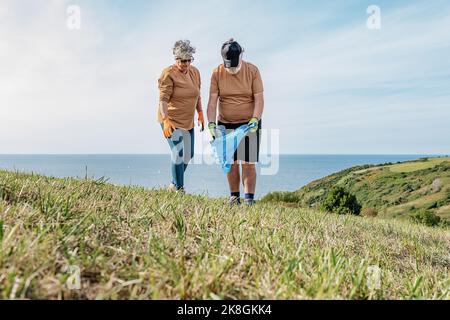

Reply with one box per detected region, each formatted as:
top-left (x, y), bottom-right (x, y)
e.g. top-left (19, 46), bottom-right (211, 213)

top-left (0, 169), bottom-right (449, 299)
top-left (262, 157), bottom-right (450, 224)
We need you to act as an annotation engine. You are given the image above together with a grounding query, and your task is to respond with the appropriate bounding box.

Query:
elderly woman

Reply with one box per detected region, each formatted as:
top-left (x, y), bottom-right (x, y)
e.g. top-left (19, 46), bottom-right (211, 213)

top-left (157, 40), bottom-right (204, 192)
top-left (207, 39), bottom-right (264, 205)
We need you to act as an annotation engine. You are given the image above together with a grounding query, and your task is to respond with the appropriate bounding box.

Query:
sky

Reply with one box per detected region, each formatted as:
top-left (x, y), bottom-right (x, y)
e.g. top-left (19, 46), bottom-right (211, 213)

top-left (1, 0), bottom-right (449, 154)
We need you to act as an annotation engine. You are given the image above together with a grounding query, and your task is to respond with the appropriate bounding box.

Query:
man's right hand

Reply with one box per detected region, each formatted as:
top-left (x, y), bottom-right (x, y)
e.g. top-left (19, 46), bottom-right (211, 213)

top-left (208, 122), bottom-right (217, 139)
top-left (163, 117), bottom-right (175, 138)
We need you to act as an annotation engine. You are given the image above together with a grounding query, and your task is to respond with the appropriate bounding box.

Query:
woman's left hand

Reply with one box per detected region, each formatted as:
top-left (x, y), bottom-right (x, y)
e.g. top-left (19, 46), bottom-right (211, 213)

top-left (198, 111), bottom-right (205, 132)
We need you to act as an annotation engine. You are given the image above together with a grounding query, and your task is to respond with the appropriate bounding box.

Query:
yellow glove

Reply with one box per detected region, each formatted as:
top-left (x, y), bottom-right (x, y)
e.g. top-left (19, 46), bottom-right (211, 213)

top-left (198, 111), bottom-right (205, 132)
top-left (208, 122), bottom-right (217, 139)
top-left (163, 117), bottom-right (175, 138)
top-left (248, 117), bottom-right (259, 133)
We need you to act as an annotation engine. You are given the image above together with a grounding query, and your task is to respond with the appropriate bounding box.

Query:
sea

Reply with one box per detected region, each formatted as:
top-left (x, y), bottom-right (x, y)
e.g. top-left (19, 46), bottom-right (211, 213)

top-left (0, 155), bottom-right (441, 198)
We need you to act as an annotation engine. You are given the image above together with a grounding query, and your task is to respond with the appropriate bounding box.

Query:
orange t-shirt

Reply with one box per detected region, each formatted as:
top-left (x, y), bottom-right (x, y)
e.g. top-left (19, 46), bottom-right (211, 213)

top-left (210, 61), bottom-right (264, 123)
top-left (157, 65), bottom-right (201, 130)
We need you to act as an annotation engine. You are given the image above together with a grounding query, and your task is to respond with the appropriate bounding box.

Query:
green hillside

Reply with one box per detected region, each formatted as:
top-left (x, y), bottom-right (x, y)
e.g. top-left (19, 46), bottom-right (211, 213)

top-left (262, 157), bottom-right (450, 223)
top-left (0, 169), bottom-right (449, 299)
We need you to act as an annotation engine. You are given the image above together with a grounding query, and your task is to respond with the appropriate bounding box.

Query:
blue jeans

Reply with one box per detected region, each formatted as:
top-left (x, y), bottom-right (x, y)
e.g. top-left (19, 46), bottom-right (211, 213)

top-left (163, 126), bottom-right (194, 190)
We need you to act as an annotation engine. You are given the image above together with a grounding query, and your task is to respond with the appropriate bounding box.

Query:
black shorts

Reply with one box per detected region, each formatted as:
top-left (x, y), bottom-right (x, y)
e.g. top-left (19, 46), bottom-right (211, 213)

top-left (218, 120), bottom-right (261, 163)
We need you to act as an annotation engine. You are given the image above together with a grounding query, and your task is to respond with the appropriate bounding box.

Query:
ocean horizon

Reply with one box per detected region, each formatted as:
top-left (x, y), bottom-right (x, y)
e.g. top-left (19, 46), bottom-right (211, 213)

top-left (0, 154), bottom-right (446, 198)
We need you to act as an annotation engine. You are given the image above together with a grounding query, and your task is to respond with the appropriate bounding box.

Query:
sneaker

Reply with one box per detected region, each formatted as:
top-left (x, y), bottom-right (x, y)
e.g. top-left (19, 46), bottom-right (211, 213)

top-left (168, 183), bottom-right (186, 195)
top-left (168, 183), bottom-right (178, 192)
top-left (229, 196), bottom-right (241, 206)
top-left (244, 199), bottom-right (255, 206)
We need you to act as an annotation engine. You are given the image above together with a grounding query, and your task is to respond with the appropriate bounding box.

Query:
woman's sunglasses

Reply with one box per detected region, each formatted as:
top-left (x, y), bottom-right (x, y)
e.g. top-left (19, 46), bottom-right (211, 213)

top-left (177, 58), bottom-right (193, 63)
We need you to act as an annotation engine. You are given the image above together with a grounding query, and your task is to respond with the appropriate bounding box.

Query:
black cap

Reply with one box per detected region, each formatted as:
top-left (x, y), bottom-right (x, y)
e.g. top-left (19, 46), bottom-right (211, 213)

top-left (221, 39), bottom-right (243, 68)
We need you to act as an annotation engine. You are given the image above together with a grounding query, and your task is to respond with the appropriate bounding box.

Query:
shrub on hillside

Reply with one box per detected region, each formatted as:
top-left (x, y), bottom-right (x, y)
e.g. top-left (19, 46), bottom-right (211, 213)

top-left (261, 191), bottom-right (300, 203)
top-left (411, 209), bottom-right (441, 227)
top-left (321, 186), bottom-right (361, 215)
top-left (427, 202), bottom-right (438, 209)
top-left (393, 196), bottom-right (405, 205)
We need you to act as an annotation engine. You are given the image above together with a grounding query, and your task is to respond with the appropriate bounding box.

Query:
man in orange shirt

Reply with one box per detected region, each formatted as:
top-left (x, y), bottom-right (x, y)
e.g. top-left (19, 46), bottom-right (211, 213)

top-left (207, 39), bottom-right (264, 205)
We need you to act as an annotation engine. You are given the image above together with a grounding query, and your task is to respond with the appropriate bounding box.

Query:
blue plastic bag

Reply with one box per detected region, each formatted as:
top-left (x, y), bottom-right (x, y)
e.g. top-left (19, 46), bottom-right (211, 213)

top-left (210, 122), bottom-right (258, 174)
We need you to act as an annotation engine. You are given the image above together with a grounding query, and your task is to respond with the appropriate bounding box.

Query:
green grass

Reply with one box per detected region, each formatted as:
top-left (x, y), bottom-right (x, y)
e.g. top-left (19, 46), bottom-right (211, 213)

top-left (388, 157), bottom-right (450, 173)
top-left (0, 170), bottom-right (449, 300)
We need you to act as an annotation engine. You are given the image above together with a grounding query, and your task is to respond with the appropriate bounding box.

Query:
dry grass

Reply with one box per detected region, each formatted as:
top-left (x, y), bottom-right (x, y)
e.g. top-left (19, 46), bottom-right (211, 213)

top-left (0, 170), bottom-right (449, 300)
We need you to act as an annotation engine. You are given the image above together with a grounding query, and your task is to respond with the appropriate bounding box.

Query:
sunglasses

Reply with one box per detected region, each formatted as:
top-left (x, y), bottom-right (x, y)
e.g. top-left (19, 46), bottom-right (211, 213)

top-left (177, 58), bottom-right (193, 63)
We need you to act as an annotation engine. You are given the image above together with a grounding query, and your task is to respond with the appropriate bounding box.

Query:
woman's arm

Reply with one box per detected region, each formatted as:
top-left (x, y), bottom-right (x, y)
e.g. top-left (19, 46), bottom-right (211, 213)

top-left (158, 70), bottom-right (173, 119)
top-left (196, 97), bottom-right (205, 131)
top-left (196, 97), bottom-right (203, 113)
top-left (159, 100), bottom-right (169, 119)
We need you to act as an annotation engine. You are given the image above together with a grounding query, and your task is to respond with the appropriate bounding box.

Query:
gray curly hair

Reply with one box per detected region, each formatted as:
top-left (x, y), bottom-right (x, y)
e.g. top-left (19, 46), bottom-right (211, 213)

top-left (173, 40), bottom-right (196, 60)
